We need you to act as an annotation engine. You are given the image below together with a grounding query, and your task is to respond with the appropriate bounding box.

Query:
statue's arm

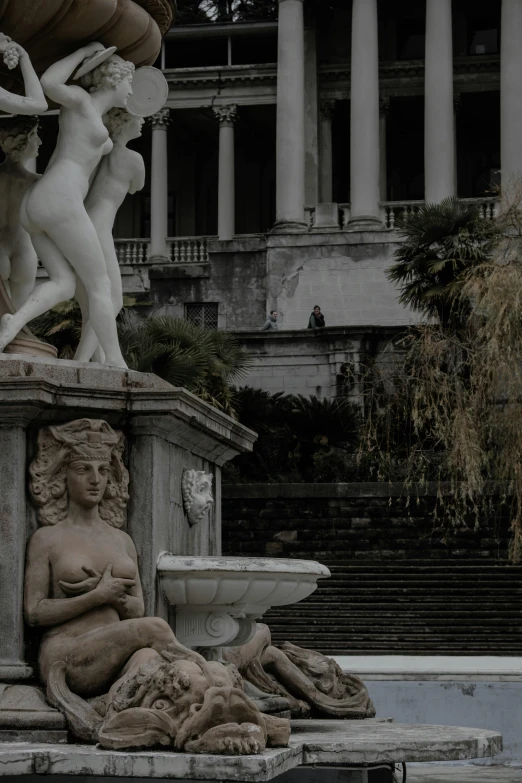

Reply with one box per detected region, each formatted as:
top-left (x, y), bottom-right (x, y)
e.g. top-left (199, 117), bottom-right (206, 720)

top-left (40, 42), bottom-right (104, 107)
top-left (128, 155), bottom-right (146, 195)
top-left (24, 530), bottom-right (110, 628)
top-left (0, 47), bottom-right (47, 114)
top-left (114, 533), bottom-right (145, 621)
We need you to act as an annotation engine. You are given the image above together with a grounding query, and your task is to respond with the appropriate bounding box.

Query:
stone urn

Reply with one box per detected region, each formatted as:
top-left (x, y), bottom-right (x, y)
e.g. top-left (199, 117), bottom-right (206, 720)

top-left (0, 0), bottom-right (175, 93)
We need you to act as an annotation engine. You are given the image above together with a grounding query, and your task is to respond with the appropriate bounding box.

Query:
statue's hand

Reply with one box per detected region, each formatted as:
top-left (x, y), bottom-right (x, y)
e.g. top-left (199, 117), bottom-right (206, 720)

top-left (95, 562), bottom-right (136, 606)
top-left (81, 42), bottom-right (105, 58)
top-left (59, 566), bottom-right (102, 596)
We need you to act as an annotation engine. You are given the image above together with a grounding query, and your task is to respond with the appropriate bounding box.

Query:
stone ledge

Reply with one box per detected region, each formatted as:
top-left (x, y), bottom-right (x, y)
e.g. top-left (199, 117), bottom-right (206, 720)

top-left (0, 356), bottom-right (256, 460)
top-left (0, 722), bottom-right (501, 779)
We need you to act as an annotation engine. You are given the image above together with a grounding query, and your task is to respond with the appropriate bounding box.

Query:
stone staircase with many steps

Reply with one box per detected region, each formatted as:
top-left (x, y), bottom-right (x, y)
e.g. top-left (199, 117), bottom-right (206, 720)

top-left (264, 559), bottom-right (522, 656)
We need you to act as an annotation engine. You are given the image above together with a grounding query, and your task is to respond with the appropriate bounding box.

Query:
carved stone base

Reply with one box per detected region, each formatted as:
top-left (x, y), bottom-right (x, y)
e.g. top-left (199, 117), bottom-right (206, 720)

top-left (0, 684), bottom-right (67, 744)
top-left (0, 280), bottom-right (57, 359)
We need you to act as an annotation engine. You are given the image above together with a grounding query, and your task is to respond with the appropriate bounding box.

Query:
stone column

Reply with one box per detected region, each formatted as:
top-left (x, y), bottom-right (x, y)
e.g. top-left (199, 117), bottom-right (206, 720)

top-left (348, 0), bottom-right (382, 229)
top-left (425, 0), bottom-right (455, 203)
top-left (379, 98), bottom-right (390, 202)
top-left (149, 108), bottom-right (171, 262)
top-left (213, 105), bottom-right (237, 241)
top-left (501, 0), bottom-right (522, 185)
top-left (274, 0), bottom-right (307, 231)
top-left (0, 420), bottom-right (34, 681)
top-left (319, 100), bottom-right (335, 203)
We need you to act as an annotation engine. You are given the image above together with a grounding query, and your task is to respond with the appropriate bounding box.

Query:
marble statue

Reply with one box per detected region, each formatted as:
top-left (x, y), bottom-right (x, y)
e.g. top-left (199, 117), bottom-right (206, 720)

top-left (181, 470), bottom-right (214, 526)
top-left (75, 108), bottom-right (146, 364)
top-left (0, 117), bottom-right (40, 311)
top-left (224, 624), bottom-right (376, 719)
top-left (0, 44), bottom-right (134, 367)
top-left (0, 35), bottom-right (47, 115)
top-left (24, 418), bottom-right (290, 754)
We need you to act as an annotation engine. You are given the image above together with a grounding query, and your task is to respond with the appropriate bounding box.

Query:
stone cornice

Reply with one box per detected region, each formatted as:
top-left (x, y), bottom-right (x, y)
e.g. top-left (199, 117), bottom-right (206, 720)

top-left (165, 63), bottom-right (277, 88)
top-left (320, 55), bottom-right (500, 85)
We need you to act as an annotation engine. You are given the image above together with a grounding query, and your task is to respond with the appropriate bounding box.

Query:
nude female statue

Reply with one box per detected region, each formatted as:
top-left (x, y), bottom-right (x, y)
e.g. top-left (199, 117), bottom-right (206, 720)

top-left (24, 418), bottom-right (290, 755)
top-left (0, 34), bottom-right (47, 115)
top-left (75, 108), bottom-right (146, 364)
top-left (0, 44), bottom-right (134, 367)
top-left (24, 418), bottom-right (177, 697)
top-left (0, 118), bottom-right (41, 310)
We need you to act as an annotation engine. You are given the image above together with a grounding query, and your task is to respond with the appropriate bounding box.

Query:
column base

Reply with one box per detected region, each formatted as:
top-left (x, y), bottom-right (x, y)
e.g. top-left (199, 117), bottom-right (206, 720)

top-left (0, 664), bottom-right (33, 682)
top-left (271, 219), bottom-right (309, 234)
top-left (148, 253), bottom-right (170, 264)
top-left (346, 215), bottom-right (384, 231)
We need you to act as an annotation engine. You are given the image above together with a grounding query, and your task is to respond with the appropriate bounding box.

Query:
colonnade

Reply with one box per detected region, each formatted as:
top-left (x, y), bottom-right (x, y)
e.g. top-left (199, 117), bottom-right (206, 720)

top-left (149, 0), bottom-right (515, 254)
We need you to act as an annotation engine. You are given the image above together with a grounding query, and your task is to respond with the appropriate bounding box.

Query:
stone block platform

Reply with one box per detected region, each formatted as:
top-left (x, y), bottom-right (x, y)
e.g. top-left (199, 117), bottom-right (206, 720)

top-left (0, 720), bottom-right (502, 782)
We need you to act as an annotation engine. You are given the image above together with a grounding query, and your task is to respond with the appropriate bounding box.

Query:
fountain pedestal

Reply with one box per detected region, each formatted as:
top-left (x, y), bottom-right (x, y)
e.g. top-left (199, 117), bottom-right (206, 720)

top-left (0, 354), bottom-right (255, 737)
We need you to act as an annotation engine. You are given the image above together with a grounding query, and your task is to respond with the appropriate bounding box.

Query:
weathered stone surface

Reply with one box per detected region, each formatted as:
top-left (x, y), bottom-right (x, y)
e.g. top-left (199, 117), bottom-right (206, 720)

top-left (0, 685), bottom-right (65, 729)
top-left (0, 722), bottom-right (502, 779)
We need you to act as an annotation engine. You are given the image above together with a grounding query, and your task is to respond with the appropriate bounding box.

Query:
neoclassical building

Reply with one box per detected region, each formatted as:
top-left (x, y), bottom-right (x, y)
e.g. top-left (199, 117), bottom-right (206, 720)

top-left (30, 0), bottom-right (510, 394)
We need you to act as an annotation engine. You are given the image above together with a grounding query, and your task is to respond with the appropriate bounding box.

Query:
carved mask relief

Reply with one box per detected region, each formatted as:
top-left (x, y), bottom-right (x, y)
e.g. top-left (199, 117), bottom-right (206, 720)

top-left (181, 469), bottom-right (213, 526)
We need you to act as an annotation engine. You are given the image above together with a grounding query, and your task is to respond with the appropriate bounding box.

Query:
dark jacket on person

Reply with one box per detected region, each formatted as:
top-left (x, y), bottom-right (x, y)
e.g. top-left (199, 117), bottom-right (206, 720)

top-left (308, 312), bottom-right (325, 328)
top-left (261, 315), bottom-right (278, 331)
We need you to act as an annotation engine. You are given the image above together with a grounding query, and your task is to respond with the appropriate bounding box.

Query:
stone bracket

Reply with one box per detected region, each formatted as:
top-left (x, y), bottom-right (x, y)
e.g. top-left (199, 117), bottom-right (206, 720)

top-left (175, 607), bottom-right (258, 648)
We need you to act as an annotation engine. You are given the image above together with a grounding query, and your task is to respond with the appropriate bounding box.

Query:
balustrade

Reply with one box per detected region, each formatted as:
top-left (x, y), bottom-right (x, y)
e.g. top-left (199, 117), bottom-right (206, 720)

top-left (113, 237), bottom-right (210, 266)
top-left (305, 198), bottom-right (500, 231)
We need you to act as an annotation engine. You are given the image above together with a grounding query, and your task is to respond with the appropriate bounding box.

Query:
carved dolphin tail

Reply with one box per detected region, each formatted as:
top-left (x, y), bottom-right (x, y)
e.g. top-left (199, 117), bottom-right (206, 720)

top-left (47, 660), bottom-right (103, 742)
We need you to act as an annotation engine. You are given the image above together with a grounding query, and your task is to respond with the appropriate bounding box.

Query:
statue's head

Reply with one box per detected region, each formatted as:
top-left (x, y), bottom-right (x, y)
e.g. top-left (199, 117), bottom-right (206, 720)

top-left (80, 55), bottom-right (135, 109)
top-left (181, 469), bottom-right (214, 526)
top-left (103, 108), bottom-right (144, 142)
top-left (0, 116), bottom-right (40, 162)
top-left (29, 418), bottom-right (129, 527)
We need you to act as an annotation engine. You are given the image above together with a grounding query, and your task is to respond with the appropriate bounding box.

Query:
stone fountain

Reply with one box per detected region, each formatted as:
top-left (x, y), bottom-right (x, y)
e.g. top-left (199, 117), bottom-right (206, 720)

top-left (0, 3), bottom-right (504, 782)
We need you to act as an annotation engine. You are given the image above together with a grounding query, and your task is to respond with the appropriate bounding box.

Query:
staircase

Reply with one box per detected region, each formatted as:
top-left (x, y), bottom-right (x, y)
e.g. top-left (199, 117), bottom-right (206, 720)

top-left (265, 559), bottom-right (522, 656)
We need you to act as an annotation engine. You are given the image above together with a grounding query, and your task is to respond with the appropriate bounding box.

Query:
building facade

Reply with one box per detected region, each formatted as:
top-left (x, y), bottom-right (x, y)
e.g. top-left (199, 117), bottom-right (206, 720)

top-left (32, 0), bottom-right (509, 392)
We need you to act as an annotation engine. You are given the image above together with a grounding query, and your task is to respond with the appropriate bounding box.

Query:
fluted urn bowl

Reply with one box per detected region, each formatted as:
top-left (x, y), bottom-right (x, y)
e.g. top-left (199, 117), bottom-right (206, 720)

top-left (157, 555), bottom-right (331, 648)
top-left (0, 0), bottom-right (175, 93)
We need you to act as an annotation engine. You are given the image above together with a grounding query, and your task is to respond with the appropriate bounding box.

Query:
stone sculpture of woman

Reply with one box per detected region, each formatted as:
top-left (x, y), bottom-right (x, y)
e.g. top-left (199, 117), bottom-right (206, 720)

top-left (0, 43), bottom-right (134, 367)
top-left (75, 108), bottom-right (146, 364)
top-left (24, 418), bottom-right (290, 754)
top-left (0, 117), bottom-right (41, 311)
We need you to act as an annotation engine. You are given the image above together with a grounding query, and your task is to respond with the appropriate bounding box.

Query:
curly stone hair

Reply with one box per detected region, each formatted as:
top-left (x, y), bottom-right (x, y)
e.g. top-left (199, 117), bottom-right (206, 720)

top-left (103, 107), bottom-right (141, 139)
top-left (0, 116), bottom-right (38, 161)
top-left (79, 56), bottom-right (135, 94)
top-left (29, 418), bottom-right (129, 527)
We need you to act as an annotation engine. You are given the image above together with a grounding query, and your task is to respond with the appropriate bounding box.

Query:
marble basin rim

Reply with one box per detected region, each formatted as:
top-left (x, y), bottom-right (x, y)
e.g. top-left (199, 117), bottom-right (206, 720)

top-left (156, 554), bottom-right (331, 614)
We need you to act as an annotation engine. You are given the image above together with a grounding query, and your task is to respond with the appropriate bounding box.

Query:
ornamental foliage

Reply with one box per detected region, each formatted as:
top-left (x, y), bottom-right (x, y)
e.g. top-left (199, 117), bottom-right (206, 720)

top-left (360, 186), bottom-right (522, 561)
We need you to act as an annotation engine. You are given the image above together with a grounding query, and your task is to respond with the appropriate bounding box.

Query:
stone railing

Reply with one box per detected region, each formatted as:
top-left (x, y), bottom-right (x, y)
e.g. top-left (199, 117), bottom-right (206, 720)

top-left (114, 237), bottom-right (211, 265)
top-left (305, 197), bottom-right (500, 231)
top-left (115, 239), bottom-right (149, 265)
top-left (168, 236), bottom-right (210, 263)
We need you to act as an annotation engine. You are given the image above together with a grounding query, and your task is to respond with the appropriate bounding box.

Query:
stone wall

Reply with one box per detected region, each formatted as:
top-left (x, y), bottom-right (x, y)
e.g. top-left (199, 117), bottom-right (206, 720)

top-left (222, 483), bottom-right (511, 560)
top-left (145, 231), bottom-right (417, 333)
top-left (266, 231), bottom-right (416, 330)
top-left (232, 324), bottom-right (405, 399)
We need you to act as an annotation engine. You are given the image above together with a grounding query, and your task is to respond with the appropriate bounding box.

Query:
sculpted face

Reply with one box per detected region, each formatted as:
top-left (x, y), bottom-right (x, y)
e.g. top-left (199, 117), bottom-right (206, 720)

top-left (66, 459), bottom-right (110, 508)
top-left (191, 476), bottom-right (213, 523)
top-left (114, 75), bottom-right (133, 109)
top-left (23, 131), bottom-right (41, 161)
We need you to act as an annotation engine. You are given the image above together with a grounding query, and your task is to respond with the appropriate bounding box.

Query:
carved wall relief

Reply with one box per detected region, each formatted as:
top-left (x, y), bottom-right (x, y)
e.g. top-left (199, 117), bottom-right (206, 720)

top-left (181, 469), bottom-right (214, 525)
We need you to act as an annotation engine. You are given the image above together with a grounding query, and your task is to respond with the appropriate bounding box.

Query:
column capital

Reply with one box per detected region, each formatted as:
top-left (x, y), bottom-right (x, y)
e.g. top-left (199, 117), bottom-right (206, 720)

top-left (150, 107), bottom-right (171, 129)
top-left (213, 104), bottom-right (238, 126)
top-left (319, 99), bottom-right (336, 121)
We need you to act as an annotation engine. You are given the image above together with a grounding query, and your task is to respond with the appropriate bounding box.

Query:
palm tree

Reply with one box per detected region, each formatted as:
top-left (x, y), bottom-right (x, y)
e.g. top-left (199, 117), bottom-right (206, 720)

top-left (388, 197), bottom-right (500, 329)
top-left (119, 313), bottom-right (252, 416)
top-left (31, 305), bottom-right (252, 416)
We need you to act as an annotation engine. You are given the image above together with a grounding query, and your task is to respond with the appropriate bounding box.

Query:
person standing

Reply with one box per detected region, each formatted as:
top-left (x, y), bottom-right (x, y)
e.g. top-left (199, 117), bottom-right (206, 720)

top-left (307, 305), bottom-right (325, 328)
top-left (261, 310), bottom-right (279, 330)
